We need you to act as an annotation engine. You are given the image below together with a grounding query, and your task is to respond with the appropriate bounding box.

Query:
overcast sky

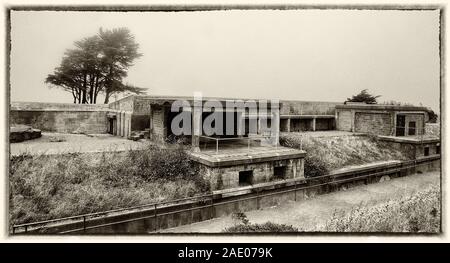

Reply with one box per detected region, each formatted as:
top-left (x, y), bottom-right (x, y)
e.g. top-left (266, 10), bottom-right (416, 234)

top-left (10, 9), bottom-right (440, 111)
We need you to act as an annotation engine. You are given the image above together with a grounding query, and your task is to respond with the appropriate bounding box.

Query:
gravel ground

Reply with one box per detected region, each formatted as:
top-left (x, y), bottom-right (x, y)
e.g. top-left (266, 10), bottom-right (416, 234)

top-left (10, 132), bottom-right (151, 156)
top-left (160, 171), bottom-right (440, 233)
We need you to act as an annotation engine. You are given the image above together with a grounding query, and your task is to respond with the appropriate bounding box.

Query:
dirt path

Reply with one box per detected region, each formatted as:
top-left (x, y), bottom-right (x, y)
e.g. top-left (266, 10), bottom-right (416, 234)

top-left (160, 171), bottom-right (440, 233)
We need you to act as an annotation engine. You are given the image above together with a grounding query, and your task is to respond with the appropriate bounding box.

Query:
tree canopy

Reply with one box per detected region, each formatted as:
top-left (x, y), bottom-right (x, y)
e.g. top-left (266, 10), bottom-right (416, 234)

top-left (345, 89), bottom-right (380, 104)
top-left (45, 28), bottom-right (145, 104)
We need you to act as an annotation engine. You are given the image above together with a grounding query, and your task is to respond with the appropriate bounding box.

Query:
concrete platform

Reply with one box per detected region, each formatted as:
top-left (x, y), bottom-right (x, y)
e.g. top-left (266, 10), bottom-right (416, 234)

top-left (378, 135), bottom-right (440, 144)
top-left (189, 145), bottom-right (305, 167)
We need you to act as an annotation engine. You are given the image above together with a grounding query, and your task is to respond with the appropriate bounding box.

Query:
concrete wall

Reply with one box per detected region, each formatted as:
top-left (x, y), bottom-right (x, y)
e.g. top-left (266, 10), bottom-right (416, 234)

top-left (280, 100), bottom-right (341, 115)
top-left (151, 106), bottom-right (167, 141)
top-left (290, 119), bottom-right (313, 132)
top-left (10, 102), bottom-right (109, 133)
top-left (355, 112), bottom-right (392, 135)
top-left (404, 114), bottom-right (425, 136)
top-left (336, 110), bottom-right (352, 131)
top-left (199, 158), bottom-right (304, 190)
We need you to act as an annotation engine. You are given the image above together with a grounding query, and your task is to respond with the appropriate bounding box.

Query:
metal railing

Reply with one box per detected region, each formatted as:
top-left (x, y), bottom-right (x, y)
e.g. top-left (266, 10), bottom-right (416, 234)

top-left (199, 133), bottom-right (274, 153)
top-left (11, 155), bottom-right (440, 234)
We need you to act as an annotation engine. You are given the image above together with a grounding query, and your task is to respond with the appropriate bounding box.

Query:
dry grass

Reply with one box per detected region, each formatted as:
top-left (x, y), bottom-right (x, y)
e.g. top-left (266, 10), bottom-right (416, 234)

top-left (280, 133), bottom-right (407, 172)
top-left (319, 185), bottom-right (440, 232)
top-left (425, 123), bottom-right (440, 137)
top-left (9, 145), bottom-right (210, 226)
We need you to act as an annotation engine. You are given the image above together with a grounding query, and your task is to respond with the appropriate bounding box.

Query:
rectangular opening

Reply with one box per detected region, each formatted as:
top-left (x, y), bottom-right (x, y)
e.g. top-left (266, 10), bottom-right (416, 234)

top-left (239, 170), bottom-right (253, 186)
top-left (274, 166), bottom-right (286, 179)
top-left (436, 145), bottom-right (441, 155)
top-left (424, 146), bottom-right (430, 156)
top-left (395, 115), bottom-right (406, 136)
top-left (408, 121), bottom-right (416, 136)
top-left (108, 118), bottom-right (114, 134)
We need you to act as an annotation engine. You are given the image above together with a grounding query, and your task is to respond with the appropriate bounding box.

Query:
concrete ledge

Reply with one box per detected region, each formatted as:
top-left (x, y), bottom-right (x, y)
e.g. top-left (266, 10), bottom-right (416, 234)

top-left (189, 148), bottom-right (306, 167)
top-left (280, 114), bottom-right (335, 119)
top-left (11, 101), bottom-right (109, 112)
top-left (378, 135), bottom-right (440, 144)
top-left (336, 104), bottom-right (428, 112)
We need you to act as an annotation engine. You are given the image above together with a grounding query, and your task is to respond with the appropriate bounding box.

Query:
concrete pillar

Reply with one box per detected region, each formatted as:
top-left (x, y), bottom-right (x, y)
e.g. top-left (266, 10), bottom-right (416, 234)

top-left (113, 117), bottom-right (117, 135)
top-left (121, 111), bottom-right (126, 137)
top-left (286, 118), bottom-right (291, 132)
top-left (124, 113), bottom-right (129, 138)
top-left (192, 105), bottom-right (202, 151)
top-left (312, 117), bottom-right (316, 131)
top-left (351, 110), bottom-right (356, 133)
top-left (117, 112), bottom-right (122, 136)
top-left (237, 111), bottom-right (244, 137)
top-left (272, 110), bottom-right (280, 146)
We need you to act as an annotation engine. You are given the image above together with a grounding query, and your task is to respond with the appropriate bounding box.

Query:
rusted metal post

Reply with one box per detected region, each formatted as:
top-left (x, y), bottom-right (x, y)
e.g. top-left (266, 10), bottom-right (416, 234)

top-left (83, 216), bottom-right (86, 232)
top-left (24, 225), bottom-right (28, 233)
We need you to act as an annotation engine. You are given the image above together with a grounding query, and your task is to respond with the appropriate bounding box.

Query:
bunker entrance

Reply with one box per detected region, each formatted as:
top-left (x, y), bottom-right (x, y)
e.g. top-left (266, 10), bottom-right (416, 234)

top-left (396, 115), bottom-right (406, 136)
top-left (274, 166), bottom-right (286, 179)
top-left (239, 170), bottom-right (253, 186)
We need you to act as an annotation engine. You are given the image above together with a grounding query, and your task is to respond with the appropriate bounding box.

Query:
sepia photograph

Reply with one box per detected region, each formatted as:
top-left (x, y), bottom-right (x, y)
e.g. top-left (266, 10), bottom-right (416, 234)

top-left (4, 3), bottom-right (443, 238)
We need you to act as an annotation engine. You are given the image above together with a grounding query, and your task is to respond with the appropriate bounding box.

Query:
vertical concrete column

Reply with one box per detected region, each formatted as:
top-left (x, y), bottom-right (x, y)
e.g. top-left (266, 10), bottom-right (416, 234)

top-left (192, 104), bottom-right (202, 152)
top-left (124, 113), bottom-right (129, 138)
top-left (272, 109), bottom-right (280, 146)
top-left (121, 111), bottom-right (126, 137)
top-left (392, 112), bottom-right (397, 136)
top-left (117, 112), bottom-right (122, 136)
top-left (113, 117), bottom-right (117, 135)
top-left (312, 117), bottom-right (316, 131)
top-left (351, 110), bottom-right (356, 133)
top-left (286, 118), bottom-right (291, 132)
top-left (237, 111), bottom-right (244, 137)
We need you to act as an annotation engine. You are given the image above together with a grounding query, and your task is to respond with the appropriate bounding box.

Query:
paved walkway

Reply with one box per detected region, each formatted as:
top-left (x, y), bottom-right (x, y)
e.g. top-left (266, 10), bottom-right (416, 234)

top-left (161, 171), bottom-right (440, 233)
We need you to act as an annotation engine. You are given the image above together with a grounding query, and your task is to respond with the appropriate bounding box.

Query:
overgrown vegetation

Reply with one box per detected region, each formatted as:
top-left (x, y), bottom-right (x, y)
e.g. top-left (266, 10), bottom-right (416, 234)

top-left (9, 145), bottom-right (210, 226)
top-left (320, 185), bottom-right (440, 232)
top-left (223, 211), bottom-right (298, 233)
top-left (280, 133), bottom-right (407, 177)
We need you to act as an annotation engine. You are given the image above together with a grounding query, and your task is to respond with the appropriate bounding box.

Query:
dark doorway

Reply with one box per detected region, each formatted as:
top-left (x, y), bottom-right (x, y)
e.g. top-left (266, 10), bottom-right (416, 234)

top-left (408, 121), bottom-right (416, 136)
top-left (108, 118), bottom-right (114, 134)
top-left (274, 166), bottom-right (286, 179)
top-left (239, 170), bottom-right (253, 186)
top-left (424, 147), bottom-right (430, 156)
top-left (396, 115), bottom-right (406, 136)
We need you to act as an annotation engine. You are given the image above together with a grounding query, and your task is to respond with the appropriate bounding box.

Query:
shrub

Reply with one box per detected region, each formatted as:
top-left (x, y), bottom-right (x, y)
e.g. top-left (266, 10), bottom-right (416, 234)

top-left (9, 145), bottom-right (210, 226)
top-left (224, 221), bottom-right (298, 233)
top-left (223, 211), bottom-right (298, 232)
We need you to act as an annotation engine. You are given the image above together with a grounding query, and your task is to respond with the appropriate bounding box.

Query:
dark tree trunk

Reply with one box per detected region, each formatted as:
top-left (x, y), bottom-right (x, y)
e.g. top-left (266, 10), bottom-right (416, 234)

top-left (82, 73), bottom-right (87, 104)
top-left (104, 92), bottom-right (110, 104)
top-left (89, 74), bottom-right (94, 104)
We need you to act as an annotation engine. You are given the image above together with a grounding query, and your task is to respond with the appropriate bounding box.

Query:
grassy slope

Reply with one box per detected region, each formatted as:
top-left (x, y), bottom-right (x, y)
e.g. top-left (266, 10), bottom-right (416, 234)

top-left (9, 147), bottom-right (210, 226)
top-left (280, 133), bottom-right (407, 171)
top-left (319, 185), bottom-right (440, 232)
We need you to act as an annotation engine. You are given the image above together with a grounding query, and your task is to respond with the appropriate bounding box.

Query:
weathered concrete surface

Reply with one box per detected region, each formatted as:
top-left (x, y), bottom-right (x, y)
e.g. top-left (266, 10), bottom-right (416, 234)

top-left (10, 132), bottom-right (151, 156)
top-left (10, 125), bottom-right (41, 143)
top-left (10, 102), bottom-right (109, 134)
top-left (160, 171), bottom-right (439, 233)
